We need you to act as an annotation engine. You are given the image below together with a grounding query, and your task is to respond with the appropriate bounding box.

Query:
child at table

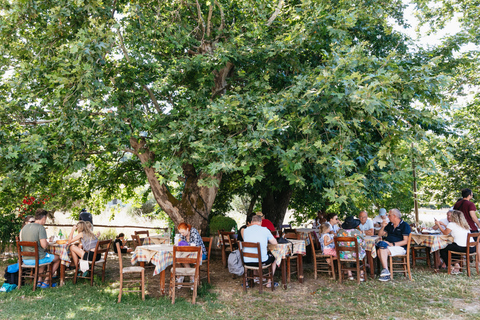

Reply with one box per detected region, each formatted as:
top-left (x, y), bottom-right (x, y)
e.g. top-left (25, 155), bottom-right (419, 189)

top-left (320, 223), bottom-right (336, 257)
top-left (113, 233), bottom-right (132, 254)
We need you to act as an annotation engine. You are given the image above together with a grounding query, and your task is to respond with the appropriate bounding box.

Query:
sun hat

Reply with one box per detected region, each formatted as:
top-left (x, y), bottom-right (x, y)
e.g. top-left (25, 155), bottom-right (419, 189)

top-left (341, 216), bottom-right (361, 229)
top-left (379, 208), bottom-right (387, 216)
top-left (255, 212), bottom-right (264, 217)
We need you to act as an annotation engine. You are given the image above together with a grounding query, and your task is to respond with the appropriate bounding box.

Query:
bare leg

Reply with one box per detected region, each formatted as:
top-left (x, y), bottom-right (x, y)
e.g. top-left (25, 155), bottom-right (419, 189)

top-left (378, 248), bottom-right (390, 269)
top-left (69, 245), bottom-right (85, 267)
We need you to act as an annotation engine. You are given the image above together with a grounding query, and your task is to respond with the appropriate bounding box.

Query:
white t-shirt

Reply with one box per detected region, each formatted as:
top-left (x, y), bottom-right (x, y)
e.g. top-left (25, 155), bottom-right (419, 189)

top-left (438, 218), bottom-right (449, 231)
top-left (326, 222), bottom-right (339, 233)
top-left (243, 224), bottom-right (273, 263)
top-left (372, 215), bottom-right (390, 225)
top-left (447, 222), bottom-right (470, 247)
top-left (359, 219), bottom-right (374, 232)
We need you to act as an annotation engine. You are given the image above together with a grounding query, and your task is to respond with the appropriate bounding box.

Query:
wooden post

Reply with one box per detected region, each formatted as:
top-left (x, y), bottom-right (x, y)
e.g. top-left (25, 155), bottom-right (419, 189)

top-left (412, 143), bottom-right (419, 223)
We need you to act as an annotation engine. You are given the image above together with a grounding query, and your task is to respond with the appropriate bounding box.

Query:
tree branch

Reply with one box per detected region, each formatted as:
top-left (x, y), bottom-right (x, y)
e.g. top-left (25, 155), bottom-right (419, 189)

top-left (214, 0), bottom-right (225, 33)
top-left (195, 0), bottom-right (206, 38)
top-left (266, 0), bottom-right (285, 27)
top-left (206, 4), bottom-right (213, 37)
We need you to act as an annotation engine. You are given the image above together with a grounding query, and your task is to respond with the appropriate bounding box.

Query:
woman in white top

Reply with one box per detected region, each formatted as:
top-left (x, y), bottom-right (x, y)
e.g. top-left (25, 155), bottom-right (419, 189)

top-left (436, 210), bottom-right (474, 274)
top-left (325, 213), bottom-right (340, 234)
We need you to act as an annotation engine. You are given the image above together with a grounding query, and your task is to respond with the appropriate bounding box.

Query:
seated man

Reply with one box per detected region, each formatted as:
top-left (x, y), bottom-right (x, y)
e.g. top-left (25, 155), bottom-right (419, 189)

top-left (377, 208), bottom-right (411, 282)
top-left (358, 210), bottom-right (374, 236)
top-left (432, 209), bottom-right (453, 231)
top-left (243, 215), bottom-right (278, 287)
top-left (372, 208), bottom-right (389, 229)
top-left (19, 208), bottom-right (61, 288)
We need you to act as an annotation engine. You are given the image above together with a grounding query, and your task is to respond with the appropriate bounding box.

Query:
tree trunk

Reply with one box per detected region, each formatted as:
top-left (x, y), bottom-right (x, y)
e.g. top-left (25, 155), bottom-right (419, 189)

top-left (261, 187), bottom-right (292, 229)
top-left (129, 137), bottom-right (222, 234)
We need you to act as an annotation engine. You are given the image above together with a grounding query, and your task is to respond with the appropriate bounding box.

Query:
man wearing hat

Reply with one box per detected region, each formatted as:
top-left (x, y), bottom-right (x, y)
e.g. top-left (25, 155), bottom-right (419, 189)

top-left (372, 208), bottom-right (389, 228)
top-left (256, 212), bottom-right (276, 232)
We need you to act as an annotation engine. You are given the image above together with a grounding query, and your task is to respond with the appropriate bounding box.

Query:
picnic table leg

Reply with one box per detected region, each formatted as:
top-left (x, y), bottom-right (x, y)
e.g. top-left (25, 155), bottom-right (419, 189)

top-left (281, 259), bottom-right (287, 289)
top-left (59, 263), bottom-right (65, 286)
top-left (367, 250), bottom-right (375, 279)
top-left (298, 255), bottom-right (304, 283)
top-left (159, 269), bottom-right (166, 296)
top-left (434, 251), bottom-right (441, 269)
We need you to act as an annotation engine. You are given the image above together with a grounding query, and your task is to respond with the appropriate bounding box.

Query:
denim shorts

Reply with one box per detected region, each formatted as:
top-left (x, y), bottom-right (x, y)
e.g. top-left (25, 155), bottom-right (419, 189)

top-left (23, 253), bottom-right (55, 265)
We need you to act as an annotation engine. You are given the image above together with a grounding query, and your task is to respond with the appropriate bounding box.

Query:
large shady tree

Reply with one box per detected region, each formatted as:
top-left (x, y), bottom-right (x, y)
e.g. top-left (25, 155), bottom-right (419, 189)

top-left (1, 0), bottom-right (451, 233)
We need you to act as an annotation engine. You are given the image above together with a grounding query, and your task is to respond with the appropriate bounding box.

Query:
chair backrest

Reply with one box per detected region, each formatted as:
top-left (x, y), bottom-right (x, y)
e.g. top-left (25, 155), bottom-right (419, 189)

top-left (284, 232), bottom-right (300, 240)
top-left (238, 241), bottom-right (262, 267)
top-left (280, 224), bottom-right (292, 231)
top-left (172, 245), bottom-right (202, 271)
top-left (466, 233), bottom-right (480, 254)
top-left (334, 236), bottom-right (360, 262)
top-left (16, 236), bottom-right (40, 268)
top-left (310, 231), bottom-right (321, 250)
top-left (283, 228), bottom-right (296, 234)
top-left (308, 232), bottom-right (317, 258)
top-left (131, 235), bottom-right (142, 247)
top-left (219, 231), bottom-right (237, 250)
top-left (93, 239), bottom-right (112, 262)
top-left (116, 242), bottom-right (124, 270)
top-left (135, 230), bottom-right (150, 237)
top-left (201, 236), bottom-right (213, 260)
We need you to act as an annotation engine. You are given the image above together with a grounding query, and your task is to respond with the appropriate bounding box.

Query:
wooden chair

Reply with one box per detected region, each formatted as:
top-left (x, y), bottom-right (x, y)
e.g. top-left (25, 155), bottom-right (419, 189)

top-left (308, 232), bottom-right (336, 280)
top-left (16, 236), bottom-right (55, 291)
top-left (283, 228), bottom-right (297, 235)
top-left (218, 231), bottom-right (238, 268)
top-left (170, 245), bottom-right (202, 304)
top-left (131, 235), bottom-right (142, 248)
top-left (284, 232), bottom-right (301, 282)
top-left (411, 244), bottom-right (431, 267)
top-left (134, 230), bottom-right (149, 244)
top-left (201, 236), bottom-right (213, 284)
top-left (74, 239), bottom-right (112, 286)
top-left (448, 233), bottom-right (480, 277)
top-left (389, 233), bottom-right (413, 280)
top-left (238, 241), bottom-right (275, 294)
top-left (334, 236), bottom-right (367, 284)
top-left (116, 242), bottom-right (145, 302)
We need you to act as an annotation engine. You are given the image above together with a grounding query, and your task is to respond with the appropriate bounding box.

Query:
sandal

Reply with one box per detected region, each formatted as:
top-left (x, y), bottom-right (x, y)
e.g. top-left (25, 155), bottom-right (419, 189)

top-left (36, 281), bottom-right (43, 288)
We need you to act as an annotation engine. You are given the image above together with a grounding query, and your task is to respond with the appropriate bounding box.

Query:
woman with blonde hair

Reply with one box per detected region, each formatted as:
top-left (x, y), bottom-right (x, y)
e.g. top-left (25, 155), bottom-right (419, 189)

top-left (436, 210), bottom-right (474, 274)
top-left (67, 221), bottom-right (100, 270)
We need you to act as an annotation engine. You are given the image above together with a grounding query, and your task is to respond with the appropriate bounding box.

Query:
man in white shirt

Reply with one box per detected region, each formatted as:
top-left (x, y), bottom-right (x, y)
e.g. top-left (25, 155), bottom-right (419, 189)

top-left (372, 208), bottom-right (389, 228)
top-left (243, 215), bottom-right (278, 287)
top-left (358, 211), bottom-right (374, 236)
top-left (433, 209), bottom-right (453, 231)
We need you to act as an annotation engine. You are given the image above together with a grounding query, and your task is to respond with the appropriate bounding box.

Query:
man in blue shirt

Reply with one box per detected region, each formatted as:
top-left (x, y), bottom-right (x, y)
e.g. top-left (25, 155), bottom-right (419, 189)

top-left (377, 208), bottom-right (411, 282)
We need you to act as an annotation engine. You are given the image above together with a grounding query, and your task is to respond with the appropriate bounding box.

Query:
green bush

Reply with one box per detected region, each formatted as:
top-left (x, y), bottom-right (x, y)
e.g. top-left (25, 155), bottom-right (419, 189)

top-left (209, 215), bottom-right (237, 235)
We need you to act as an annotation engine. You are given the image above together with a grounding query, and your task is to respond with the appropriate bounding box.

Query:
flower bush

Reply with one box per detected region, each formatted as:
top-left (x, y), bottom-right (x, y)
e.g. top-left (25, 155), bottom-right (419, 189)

top-left (18, 194), bottom-right (54, 219)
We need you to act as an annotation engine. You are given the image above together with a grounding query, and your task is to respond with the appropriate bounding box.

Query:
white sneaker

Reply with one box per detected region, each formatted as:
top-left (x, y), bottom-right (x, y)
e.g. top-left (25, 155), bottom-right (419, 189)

top-left (380, 268), bottom-right (390, 277)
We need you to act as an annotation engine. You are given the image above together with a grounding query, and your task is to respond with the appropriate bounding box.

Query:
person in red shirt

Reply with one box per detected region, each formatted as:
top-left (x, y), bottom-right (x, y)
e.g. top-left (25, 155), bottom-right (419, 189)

top-left (256, 212), bottom-right (276, 232)
top-left (453, 188), bottom-right (479, 232)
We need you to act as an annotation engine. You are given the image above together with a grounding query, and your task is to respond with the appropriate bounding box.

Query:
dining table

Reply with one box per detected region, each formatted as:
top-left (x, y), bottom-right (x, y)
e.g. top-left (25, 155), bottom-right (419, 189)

top-left (47, 242), bottom-right (72, 286)
top-left (364, 235), bottom-right (379, 278)
top-left (142, 235), bottom-right (171, 246)
top-left (131, 244), bottom-right (201, 295)
top-left (410, 232), bottom-right (454, 269)
top-left (268, 239), bottom-right (306, 289)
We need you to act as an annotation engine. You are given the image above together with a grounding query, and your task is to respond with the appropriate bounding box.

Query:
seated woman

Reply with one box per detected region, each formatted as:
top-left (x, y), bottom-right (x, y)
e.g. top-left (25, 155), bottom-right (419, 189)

top-left (337, 216), bottom-right (366, 281)
top-left (67, 221), bottom-right (101, 275)
top-left (113, 233), bottom-right (132, 254)
top-left (237, 215), bottom-right (253, 242)
top-left (437, 209), bottom-right (474, 274)
top-left (176, 222), bottom-right (208, 283)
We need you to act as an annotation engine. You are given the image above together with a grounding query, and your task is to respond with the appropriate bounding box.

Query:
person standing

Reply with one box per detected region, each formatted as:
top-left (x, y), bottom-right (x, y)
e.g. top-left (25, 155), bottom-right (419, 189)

top-left (453, 188), bottom-right (479, 233)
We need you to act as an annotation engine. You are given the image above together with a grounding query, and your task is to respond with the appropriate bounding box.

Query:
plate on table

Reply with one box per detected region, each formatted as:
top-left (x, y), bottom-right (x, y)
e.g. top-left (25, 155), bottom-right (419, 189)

top-left (56, 240), bottom-right (68, 244)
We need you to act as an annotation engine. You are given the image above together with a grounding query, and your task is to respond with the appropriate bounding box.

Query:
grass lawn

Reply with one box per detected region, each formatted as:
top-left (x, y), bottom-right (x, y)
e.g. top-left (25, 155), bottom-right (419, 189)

top-left (1, 255), bottom-right (480, 320)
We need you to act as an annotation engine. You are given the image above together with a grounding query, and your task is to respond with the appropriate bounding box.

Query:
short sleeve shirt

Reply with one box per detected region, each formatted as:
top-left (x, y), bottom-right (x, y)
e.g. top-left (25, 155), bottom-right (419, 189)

top-left (243, 225), bottom-right (273, 263)
top-left (180, 227), bottom-right (207, 256)
top-left (454, 199), bottom-right (478, 231)
top-left (359, 219), bottom-right (374, 232)
top-left (20, 223), bottom-right (47, 260)
top-left (384, 220), bottom-right (411, 249)
top-left (261, 219), bottom-right (276, 232)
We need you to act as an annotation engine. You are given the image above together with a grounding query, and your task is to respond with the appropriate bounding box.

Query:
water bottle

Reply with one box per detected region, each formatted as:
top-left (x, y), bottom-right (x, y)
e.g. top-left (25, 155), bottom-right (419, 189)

top-left (58, 229), bottom-right (63, 239)
top-left (174, 234), bottom-right (180, 245)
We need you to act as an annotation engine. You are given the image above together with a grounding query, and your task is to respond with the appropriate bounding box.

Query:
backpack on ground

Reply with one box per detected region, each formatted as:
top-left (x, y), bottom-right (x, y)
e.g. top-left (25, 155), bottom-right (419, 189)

top-left (228, 249), bottom-right (244, 276)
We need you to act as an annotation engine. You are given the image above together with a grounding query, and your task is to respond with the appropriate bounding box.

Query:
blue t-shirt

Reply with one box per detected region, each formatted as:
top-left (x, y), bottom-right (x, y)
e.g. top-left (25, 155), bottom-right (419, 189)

top-left (242, 224), bottom-right (273, 263)
top-left (384, 220), bottom-right (411, 249)
top-left (359, 219), bottom-right (374, 232)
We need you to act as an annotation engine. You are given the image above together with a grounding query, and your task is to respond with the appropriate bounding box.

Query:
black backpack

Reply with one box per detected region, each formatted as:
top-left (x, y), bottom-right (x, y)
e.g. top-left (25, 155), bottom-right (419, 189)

top-left (3, 267), bottom-right (19, 285)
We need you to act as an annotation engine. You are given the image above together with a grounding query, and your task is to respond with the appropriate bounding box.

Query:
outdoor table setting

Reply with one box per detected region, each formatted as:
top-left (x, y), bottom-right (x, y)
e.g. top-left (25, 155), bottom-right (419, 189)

top-left (142, 235), bottom-right (171, 246)
top-left (410, 231), bottom-right (454, 269)
top-left (268, 239), bottom-right (307, 289)
top-left (46, 240), bottom-right (72, 286)
top-left (292, 228), bottom-right (314, 246)
top-left (131, 244), bottom-right (201, 295)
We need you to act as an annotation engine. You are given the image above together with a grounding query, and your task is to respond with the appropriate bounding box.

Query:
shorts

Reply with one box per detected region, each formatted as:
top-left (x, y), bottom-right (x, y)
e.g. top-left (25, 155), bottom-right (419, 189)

top-left (387, 246), bottom-right (406, 256)
top-left (23, 253), bottom-right (55, 266)
top-left (245, 252), bottom-right (275, 267)
top-left (83, 251), bottom-right (101, 262)
top-left (323, 248), bottom-right (337, 257)
top-left (202, 253), bottom-right (207, 261)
